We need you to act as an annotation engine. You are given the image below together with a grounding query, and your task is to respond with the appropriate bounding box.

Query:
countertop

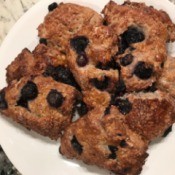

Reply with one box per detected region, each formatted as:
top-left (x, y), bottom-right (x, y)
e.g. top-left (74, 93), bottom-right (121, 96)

top-left (0, 0), bottom-right (175, 175)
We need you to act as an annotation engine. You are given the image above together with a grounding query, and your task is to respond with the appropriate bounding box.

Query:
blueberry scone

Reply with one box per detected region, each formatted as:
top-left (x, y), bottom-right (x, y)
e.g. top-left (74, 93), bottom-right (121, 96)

top-left (67, 25), bottom-right (119, 92)
top-left (0, 76), bottom-right (79, 139)
top-left (38, 2), bottom-right (103, 54)
top-left (60, 106), bottom-right (148, 175)
top-left (6, 44), bottom-right (81, 90)
top-left (111, 90), bottom-right (175, 141)
top-left (102, 1), bottom-right (175, 91)
top-left (6, 43), bottom-right (66, 83)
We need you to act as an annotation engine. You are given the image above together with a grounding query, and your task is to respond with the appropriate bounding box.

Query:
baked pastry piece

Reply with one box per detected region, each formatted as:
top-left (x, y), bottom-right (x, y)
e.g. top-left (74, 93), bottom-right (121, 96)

top-left (158, 56), bottom-right (175, 98)
top-left (102, 1), bottom-right (175, 91)
top-left (38, 2), bottom-right (103, 54)
top-left (6, 44), bottom-right (80, 90)
top-left (0, 76), bottom-right (79, 139)
top-left (60, 106), bottom-right (148, 175)
top-left (6, 44), bottom-right (66, 83)
top-left (111, 90), bottom-right (175, 141)
top-left (122, 1), bottom-right (175, 42)
top-left (67, 25), bottom-right (119, 92)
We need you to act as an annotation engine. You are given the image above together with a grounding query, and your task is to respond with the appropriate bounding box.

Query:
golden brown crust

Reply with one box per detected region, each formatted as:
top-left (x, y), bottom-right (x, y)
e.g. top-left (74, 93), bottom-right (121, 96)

top-left (60, 106), bottom-right (148, 175)
top-left (123, 1), bottom-right (175, 41)
top-left (83, 88), bottom-right (111, 109)
top-left (38, 3), bottom-right (103, 53)
top-left (6, 44), bottom-right (67, 84)
top-left (102, 1), bottom-right (169, 91)
top-left (67, 25), bottom-right (119, 92)
top-left (0, 76), bottom-right (79, 140)
top-left (123, 91), bottom-right (175, 141)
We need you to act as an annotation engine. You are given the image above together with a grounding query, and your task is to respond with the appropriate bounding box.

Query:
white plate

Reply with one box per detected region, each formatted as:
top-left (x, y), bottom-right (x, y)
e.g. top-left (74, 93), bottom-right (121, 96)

top-left (0, 0), bottom-right (175, 175)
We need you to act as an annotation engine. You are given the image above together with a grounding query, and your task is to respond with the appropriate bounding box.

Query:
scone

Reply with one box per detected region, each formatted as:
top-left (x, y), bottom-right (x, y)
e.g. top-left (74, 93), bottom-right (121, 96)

top-left (111, 90), bottom-right (175, 141)
top-left (38, 2), bottom-right (103, 54)
top-left (6, 44), bottom-right (66, 83)
top-left (102, 1), bottom-right (175, 91)
top-left (0, 76), bottom-right (80, 140)
top-left (67, 25), bottom-right (119, 92)
top-left (60, 106), bottom-right (148, 175)
top-left (6, 44), bottom-right (80, 90)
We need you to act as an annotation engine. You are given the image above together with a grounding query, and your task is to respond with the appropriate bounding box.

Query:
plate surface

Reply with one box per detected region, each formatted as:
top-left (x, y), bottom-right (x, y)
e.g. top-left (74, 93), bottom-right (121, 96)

top-left (0, 0), bottom-right (175, 175)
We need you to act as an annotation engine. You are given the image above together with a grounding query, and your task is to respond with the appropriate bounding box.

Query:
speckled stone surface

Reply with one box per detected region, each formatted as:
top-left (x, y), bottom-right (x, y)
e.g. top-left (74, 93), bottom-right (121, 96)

top-left (0, 0), bottom-right (175, 175)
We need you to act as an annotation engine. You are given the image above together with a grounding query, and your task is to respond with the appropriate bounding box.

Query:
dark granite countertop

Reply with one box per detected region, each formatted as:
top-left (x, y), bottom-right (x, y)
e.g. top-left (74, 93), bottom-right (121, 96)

top-left (0, 146), bottom-right (21, 175)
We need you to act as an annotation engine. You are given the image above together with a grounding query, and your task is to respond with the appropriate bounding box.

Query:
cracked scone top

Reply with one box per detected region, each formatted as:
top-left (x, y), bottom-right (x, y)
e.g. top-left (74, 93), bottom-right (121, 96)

top-left (102, 1), bottom-right (175, 91)
top-left (38, 2), bottom-right (103, 54)
top-left (67, 25), bottom-right (119, 92)
top-left (0, 76), bottom-right (80, 140)
top-left (60, 106), bottom-right (148, 175)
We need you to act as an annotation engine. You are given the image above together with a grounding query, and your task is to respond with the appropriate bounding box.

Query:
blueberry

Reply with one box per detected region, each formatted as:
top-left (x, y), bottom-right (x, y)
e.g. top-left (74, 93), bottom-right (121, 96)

top-left (70, 36), bottom-right (89, 54)
top-left (43, 65), bottom-right (81, 90)
top-left (108, 145), bottom-right (118, 159)
top-left (108, 58), bottom-right (121, 70)
top-left (17, 98), bottom-right (28, 109)
top-left (47, 89), bottom-right (64, 108)
top-left (76, 52), bottom-right (88, 67)
top-left (119, 140), bottom-right (127, 147)
top-left (117, 37), bottom-right (129, 55)
top-left (96, 62), bottom-right (110, 70)
top-left (122, 27), bottom-right (145, 44)
top-left (48, 2), bottom-right (58, 12)
top-left (20, 81), bottom-right (38, 100)
top-left (104, 106), bottom-right (111, 115)
top-left (163, 126), bottom-right (172, 137)
top-left (39, 38), bottom-right (47, 45)
top-left (71, 136), bottom-right (83, 155)
top-left (115, 79), bottom-right (126, 96)
top-left (144, 83), bottom-right (157, 92)
top-left (134, 61), bottom-right (153, 80)
top-left (96, 58), bottom-right (121, 71)
top-left (76, 100), bottom-right (88, 117)
top-left (114, 98), bottom-right (132, 115)
top-left (120, 54), bottom-right (134, 66)
top-left (0, 90), bottom-right (8, 110)
top-left (103, 20), bottom-right (108, 26)
top-left (90, 76), bottom-right (109, 91)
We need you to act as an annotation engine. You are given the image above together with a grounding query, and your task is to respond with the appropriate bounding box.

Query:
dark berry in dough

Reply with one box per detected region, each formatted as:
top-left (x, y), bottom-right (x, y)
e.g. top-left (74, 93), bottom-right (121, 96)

top-left (114, 98), bottom-right (132, 115)
top-left (0, 90), bottom-right (8, 110)
top-left (134, 61), bottom-right (153, 80)
top-left (48, 2), bottom-right (58, 12)
top-left (76, 100), bottom-right (88, 117)
top-left (21, 81), bottom-right (38, 101)
top-left (122, 27), bottom-right (145, 44)
top-left (115, 79), bottom-right (126, 96)
top-left (17, 98), bottom-right (28, 109)
top-left (144, 83), bottom-right (157, 92)
top-left (71, 135), bottom-right (83, 155)
top-left (108, 145), bottom-right (118, 159)
top-left (70, 36), bottom-right (89, 54)
top-left (90, 76), bottom-right (109, 90)
top-left (47, 89), bottom-right (64, 108)
top-left (39, 38), bottom-right (47, 45)
top-left (120, 54), bottom-right (134, 66)
top-left (117, 37), bottom-right (129, 55)
top-left (120, 140), bottom-right (127, 148)
top-left (76, 52), bottom-right (88, 67)
top-left (43, 66), bottom-right (81, 90)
